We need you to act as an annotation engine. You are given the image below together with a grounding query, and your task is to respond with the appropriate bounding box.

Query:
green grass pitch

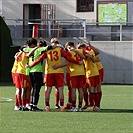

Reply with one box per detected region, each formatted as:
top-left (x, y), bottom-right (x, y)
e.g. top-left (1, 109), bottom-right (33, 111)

top-left (0, 84), bottom-right (133, 133)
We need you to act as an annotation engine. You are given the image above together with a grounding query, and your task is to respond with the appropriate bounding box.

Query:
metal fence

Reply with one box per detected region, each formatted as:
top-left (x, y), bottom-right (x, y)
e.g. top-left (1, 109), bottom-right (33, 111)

top-left (4, 18), bottom-right (133, 41)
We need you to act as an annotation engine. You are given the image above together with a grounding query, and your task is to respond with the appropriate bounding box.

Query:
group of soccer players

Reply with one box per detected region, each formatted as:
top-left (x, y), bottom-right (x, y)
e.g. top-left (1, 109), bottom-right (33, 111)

top-left (11, 37), bottom-right (104, 112)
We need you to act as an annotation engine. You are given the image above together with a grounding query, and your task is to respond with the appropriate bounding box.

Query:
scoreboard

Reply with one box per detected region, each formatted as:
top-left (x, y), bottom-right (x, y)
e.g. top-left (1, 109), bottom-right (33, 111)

top-left (97, 1), bottom-right (127, 25)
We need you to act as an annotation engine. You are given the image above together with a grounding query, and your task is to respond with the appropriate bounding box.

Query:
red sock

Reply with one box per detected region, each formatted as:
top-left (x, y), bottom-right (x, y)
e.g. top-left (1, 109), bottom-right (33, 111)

top-left (26, 98), bottom-right (30, 105)
top-left (45, 99), bottom-right (49, 106)
top-left (18, 100), bottom-right (22, 106)
top-left (98, 92), bottom-right (102, 107)
top-left (44, 90), bottom-right (47, 97)
top-left (94, 93), bottom-right (99, 107)
top-left (89, 93), bottom-right (95, 106)
top-left (72, 100), bottom-right (76, 107)
top-left (60, 99), bottom-right (64, 106)
top-left (78, 101), bottom-right (82, 108)
top-left (83, 92), bottom-right (89, 106)
top-left (68, 90), bottom-right (72, 103)
top-left (22, 99), bottom-right (26, 106)
top-left (55, 90), bottom-right (59, 105)
top-left (15, 95), bottom-right (19, 106)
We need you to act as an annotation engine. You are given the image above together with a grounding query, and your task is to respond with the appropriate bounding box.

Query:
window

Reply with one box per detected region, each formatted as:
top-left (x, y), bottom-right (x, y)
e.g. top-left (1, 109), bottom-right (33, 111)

top-left (77, 0), bottom-right (94, 12)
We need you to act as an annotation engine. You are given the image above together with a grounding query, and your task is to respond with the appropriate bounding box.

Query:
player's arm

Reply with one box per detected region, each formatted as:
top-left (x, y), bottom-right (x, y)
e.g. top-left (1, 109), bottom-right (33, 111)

top-left (70, 48), bottom-right (86, 59)
top-left (26, 46), bottom-right (39, 57)
top-left (14, 51), bottom-right (22, 60)
top-left (27, 52), bottom-right (46, 68)
top-left (94, 56), bottom-right (101, 62)
top-left (52, 59), bottom-right (69, 70)
top-left (61, 49), bottom-right (83, 65)
top-left (87, 40), bottom-right (99, 55)
top-left (41, 45), bottom-right (59, 54)
top-left (57, 44), bottom-right (64, 49)
top-left (86, 53), bottom-right (100, 63)
top-left (41, 46), bottom-right (53, 54)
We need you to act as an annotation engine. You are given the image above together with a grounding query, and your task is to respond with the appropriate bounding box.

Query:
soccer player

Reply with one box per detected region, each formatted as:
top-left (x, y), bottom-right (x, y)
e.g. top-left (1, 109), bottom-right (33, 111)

top-left (50, 38), bottom-right (63, 109)
top-left (27, 41), bottom-right (82, 112)
top-left (24, 38), bottom-right (53, 111)
top-left (54, 41), bottom-right (87, 111)
top-left (64, 63), bottom-right (72, 109)
top-left (64, 41), bottom-right (86, 112)
top-left (87, 40), bottom-right (104, 109)
top-left (15, 40), bottom-right (40, 111)
top-left (76, 42), bottom-right (100, 111)
top-left (15, 46), bottom-right (32, 111)
top-left (11, 52), bottom-right (20, 110)
top-left (52, 42), bottom-right (85, 111)
top-left (50, 38), bottom-right (60, 109)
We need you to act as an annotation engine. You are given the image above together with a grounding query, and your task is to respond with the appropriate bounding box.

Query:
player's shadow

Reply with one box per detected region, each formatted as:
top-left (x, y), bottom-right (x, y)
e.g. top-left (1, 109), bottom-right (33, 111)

top-left (99, 109), bottom-right (133, 113)
top-left (47, 108), bottom-right (133, 113)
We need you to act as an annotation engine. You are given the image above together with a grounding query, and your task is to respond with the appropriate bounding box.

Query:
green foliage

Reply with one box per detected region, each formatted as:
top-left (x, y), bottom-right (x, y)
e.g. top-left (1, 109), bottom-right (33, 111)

top-left (0, 84), bottom-right (133, 133)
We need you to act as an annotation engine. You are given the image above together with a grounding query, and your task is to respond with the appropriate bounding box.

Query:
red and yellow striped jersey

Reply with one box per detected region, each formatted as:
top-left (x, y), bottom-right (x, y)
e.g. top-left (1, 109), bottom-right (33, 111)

top-left (68, 49), bottom-right (85, 76)
top-left (16, 52), bottom-right (29, 75)
top-left (11, 60), bottom-right (18, 73)
top-left (84, 49), bottom-right (99, 78)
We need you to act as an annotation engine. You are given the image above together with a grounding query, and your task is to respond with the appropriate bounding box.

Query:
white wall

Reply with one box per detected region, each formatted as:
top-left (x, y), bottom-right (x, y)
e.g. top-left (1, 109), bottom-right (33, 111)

top-left (2, 0), bottom-right (96, 25)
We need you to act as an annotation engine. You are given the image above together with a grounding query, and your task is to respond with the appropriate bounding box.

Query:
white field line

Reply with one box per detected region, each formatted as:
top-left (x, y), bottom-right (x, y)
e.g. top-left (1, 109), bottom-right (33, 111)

top-left (0, 97), bottom-right (13, 102)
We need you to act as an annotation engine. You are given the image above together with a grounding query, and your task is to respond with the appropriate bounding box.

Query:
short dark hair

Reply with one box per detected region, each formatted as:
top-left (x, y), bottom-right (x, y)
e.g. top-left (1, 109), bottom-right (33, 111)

top-left (26, 38), bottom-right (37, 46)
top-left (20, 45), bottom-right (26, 51)
top-left (52, 40), bottom-right (59, 44)
top-left (76, 42), bottom-right (86, 49)
top-left (65, 41), bottom-right (74, 49)
top-left (38, 39), bottom-right (47, 47)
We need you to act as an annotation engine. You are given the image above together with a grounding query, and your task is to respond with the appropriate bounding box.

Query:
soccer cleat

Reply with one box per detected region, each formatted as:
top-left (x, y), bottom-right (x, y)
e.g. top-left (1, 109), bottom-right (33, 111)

top-left (64, 103), bottom-right (72, 109)
top-left (29, 105), bottom-right (33, 111)
top-left (19, 106), bottom-right (22, 111)
top-left (45, 106), bottom-right (50, 112)
top-left (32, 106), bottom-right (43, 112)
top-left (55, 104), bottom-right (60, 109)
top-left (60, 108), bottom-right (65, 112)
top-left (83, 106), bottom-right (94, 112)
top-left (68, 107), bottom-right (77, 112)
top-left (76, 108), bottom-right (83, 112)
top-left (14, 106), bottom-right (20, 111)
top-left (22, 107), bottom-right (30, 111)
top-left (26, 105), bottom-right (31, 110)
top-left (82, 105), bottom-right (89, 110)
top-left (93, 106), bottom-right (100, 111)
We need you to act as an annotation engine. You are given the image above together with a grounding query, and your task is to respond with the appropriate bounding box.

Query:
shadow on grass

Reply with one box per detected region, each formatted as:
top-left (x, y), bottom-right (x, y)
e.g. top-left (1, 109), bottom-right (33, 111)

top-left (42, 108), bottom-right (133, 113)
top-left (99, 109), bottom-right (133, 113)
top-left (0, 82), bottom-right (14, 86)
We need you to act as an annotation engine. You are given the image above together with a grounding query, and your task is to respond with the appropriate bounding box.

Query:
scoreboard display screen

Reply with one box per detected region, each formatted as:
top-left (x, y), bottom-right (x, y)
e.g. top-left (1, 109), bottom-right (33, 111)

top-left (97, 1), bottom-right (127, 25)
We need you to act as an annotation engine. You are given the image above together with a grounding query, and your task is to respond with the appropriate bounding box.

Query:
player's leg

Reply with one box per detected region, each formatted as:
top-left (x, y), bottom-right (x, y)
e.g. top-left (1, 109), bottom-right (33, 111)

top-left (82, 83), bottom-right (89, 109)
top-left (55, 87), bottom-right (60, 109)
top-left (97, 83), bottom-right (102, 108)
top-left (21, 87), bottom-right (27, 110)
top-left (64, 73), bottom-right (72, 109)
top-left (58, 86), bottom-right (65, 112)
top-left (83, 86), bottom-right (95, 112)
top-left (14, 88), bottom-right (19, 110)
top-left (77, 88), bottom-right (83, 111)
top-left (64, 85), bottom-right (72, 109)
top-left (55, 73), bottom-right (65, 112)
top-left (97, 68), bottom-right (104, 109)
top-left (30, 72), bottom-right (43, 111)
top-left (68, 88), bottom-right (77, 112)
top-left (68, 76), bottom-right (77, 112)
top-left (45, 86), bottom-right (52, 112)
